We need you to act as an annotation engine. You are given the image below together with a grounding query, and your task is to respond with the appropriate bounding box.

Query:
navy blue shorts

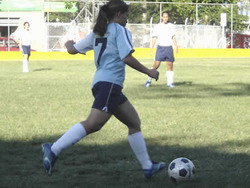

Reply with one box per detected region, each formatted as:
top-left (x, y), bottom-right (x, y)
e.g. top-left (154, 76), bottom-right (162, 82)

top-left (22, 45), bottom-right (31, 56)
top-left (155, 45), bottom-right (175, 62)
top-left (91, 82), bottom-right (128, 114)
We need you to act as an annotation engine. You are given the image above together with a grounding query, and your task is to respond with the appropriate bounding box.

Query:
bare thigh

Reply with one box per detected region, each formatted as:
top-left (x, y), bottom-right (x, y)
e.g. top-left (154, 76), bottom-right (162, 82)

top-left (113, 100), bottom-right (141, 135)
top-left (81, 108), bottom-right (112, 134)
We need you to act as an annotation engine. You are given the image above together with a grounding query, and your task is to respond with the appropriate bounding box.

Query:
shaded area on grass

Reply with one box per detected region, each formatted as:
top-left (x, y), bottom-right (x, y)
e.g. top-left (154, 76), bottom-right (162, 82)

top-left (33, 68), bottom-right (52, 72)
top-left (1, 136), bottom-right (250, 188)
top-left (128, 82), bottom-right (250, 99)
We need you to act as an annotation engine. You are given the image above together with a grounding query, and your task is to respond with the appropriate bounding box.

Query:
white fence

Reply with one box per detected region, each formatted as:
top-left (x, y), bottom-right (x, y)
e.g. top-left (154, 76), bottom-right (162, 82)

top-left (47, 22), bottom-right (225, 51)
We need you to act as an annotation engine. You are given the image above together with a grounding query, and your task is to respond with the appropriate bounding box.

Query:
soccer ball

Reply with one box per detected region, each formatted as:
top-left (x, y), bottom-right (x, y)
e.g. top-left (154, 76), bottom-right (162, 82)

top-left (168, 157), bottom-right (195, 182)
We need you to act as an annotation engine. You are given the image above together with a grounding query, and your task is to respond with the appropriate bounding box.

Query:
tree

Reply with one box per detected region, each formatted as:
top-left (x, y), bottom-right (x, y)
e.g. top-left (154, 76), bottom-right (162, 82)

top-left (127, 0), bottom-right (248, 32)
top-left (48, 0), bottom-right (248, 33)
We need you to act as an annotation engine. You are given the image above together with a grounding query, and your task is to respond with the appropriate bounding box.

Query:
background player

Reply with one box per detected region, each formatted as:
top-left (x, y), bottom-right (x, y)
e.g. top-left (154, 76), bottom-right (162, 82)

top-left (18, 22), bottom-right (31, 73)
top-left (145, 12), bottom-right (178, 87)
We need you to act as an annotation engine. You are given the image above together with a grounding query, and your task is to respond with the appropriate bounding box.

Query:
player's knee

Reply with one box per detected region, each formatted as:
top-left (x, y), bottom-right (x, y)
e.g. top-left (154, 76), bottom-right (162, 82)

top-left (128, 119), bottom-right (141, 132)
top-left (82, 120), bottom-right (105, 134)
top-left (128, 125), bottom-right (141, 134)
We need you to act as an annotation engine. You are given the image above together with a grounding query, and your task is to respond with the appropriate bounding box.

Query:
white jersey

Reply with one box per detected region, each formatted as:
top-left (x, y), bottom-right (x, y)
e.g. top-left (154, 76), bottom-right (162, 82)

top-left (19, 29), bottom-right (31, 46)
top-left (152, 22), bottom-right (175, 46)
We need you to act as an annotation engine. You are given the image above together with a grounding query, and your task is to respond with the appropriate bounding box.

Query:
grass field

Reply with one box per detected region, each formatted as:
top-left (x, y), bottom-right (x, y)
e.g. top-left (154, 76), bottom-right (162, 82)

top-left (1, 58), bottom-right (250, 188)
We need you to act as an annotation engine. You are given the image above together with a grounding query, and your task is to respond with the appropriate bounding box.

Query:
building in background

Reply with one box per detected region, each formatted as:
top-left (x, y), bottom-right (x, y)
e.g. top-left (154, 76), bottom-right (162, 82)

top-left (0, 0), bottom-right (77, 51)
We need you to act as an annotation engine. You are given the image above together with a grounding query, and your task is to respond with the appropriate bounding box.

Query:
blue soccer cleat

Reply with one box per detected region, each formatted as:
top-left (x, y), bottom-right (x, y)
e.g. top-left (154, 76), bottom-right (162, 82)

top-left (42, 143), bottom-right (57, 176)
top-left (144, 80), bottom-right (151, 87)
top-left (143, 161), bottom-right (166, 179)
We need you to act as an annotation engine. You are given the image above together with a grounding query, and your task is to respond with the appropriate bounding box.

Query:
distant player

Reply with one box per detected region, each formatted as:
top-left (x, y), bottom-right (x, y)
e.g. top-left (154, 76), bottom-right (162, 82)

top-left (42, 0), bottom-right (165, 178)
top-left (18, 22), bottom-right (31, 73)
top-left (145, 12), bottom-right (178, 87)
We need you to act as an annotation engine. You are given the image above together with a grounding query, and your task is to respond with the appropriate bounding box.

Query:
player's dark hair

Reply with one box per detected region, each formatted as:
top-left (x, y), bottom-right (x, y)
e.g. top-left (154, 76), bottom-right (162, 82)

top-left (93, 0), bottom-right (129, 36)
top-left (162, 11), bottom-right (169, 16)
top-left (23, 22), bottom-right (30, 26)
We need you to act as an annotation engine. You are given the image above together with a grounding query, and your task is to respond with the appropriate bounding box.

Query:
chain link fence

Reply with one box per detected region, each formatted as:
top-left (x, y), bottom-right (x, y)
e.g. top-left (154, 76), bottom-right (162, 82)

top-left (48, 22), bottom-right (224, 51)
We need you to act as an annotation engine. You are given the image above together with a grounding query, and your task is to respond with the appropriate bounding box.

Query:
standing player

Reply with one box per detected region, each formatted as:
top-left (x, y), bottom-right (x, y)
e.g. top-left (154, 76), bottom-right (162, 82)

top-left (18, 22), bottom-right (31, 73)
top-left (145, 12), bottom-right (178, 87)
top-left (42, 0), bottom-right (165, 178)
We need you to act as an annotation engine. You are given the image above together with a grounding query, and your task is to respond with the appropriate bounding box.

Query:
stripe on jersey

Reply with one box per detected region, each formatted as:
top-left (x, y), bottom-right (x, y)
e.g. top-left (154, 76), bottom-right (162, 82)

top-left (123, 27), bottom-right (133, 49)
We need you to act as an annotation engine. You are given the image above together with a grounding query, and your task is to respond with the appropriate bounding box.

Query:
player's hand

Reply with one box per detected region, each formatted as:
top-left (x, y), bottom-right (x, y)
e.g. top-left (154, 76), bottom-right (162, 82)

top-left (65, 40), bottom-right (75, 49)
top-left (148, 69), bottom-right (159, 81)
top-left (65, 40), bottom-right (79, 54)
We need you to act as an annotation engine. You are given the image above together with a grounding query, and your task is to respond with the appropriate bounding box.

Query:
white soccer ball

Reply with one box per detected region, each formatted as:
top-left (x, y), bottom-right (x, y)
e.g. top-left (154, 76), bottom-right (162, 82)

top-left (168, 157), bottom-right (195, 182)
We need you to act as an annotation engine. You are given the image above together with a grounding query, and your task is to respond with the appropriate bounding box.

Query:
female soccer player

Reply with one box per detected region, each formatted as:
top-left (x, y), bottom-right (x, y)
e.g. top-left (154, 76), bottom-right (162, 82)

top-left (144, 12), bottom-right (178, 87)
top-left (42, 0), bottom-right (165, 178)
top-left (18, 22), bottom-right (31, 73)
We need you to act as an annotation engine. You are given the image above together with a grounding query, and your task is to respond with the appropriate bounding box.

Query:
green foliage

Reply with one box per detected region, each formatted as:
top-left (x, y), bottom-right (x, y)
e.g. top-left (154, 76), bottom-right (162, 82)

top-left (47, 12), bottom-right (76, 22)
top-left (47, 1), bottom-right (248, 32)
top-left (128, 1), bottom-right (248, 32)
top-left (128, 3), bottom-right (145, 23)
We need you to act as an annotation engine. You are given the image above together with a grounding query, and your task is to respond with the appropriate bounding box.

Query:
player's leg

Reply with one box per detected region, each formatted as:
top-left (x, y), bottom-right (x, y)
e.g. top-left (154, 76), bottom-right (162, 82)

top-left (52, 109), bottom-right (112, 155)
top-left (152, 60), bottom-right (161, 70)
top-left (22, 45), bottom-right (29, 72)
top-left (22, 54), bottom-right (29, 72)
top-left (144, 60), bottom-right (161, 87)
top-left (166, 61), bottom-right (174, 87)
top-left (113, 100), bottom-right (165, 178)
top-left (166, 46), bottom-right (175, 87)
top-left (42, 109), bottom-right (112, 175)
top-left (42, 82), bottom-right (115, 175)
top-left (27, 46), bottom-right (31, 61)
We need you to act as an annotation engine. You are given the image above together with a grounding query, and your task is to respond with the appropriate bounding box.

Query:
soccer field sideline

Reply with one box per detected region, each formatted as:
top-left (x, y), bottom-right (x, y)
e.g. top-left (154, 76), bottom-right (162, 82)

top-left (1, 48), bottom-right (250, 61)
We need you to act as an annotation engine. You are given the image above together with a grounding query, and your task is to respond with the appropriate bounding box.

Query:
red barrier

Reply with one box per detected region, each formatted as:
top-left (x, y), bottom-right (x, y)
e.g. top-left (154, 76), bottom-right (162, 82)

top-left (227, 33), bottom-right (250, 48)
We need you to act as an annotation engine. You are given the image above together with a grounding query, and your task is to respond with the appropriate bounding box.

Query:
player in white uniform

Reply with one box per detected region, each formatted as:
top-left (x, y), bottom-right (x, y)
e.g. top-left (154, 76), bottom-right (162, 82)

top-left (42, 0), bottom-right (165, 178)
top-left (18, 22), bottom-right (31, 72)
top-left (145, 12), bottom-right (178, 87)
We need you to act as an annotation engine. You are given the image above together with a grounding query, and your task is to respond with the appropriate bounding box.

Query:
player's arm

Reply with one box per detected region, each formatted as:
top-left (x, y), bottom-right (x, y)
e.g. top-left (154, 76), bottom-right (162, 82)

top-left (123, 54), bottom-right (159, 80)
top-left (65, 40), bottom-right (78, 54)
top-left (66, 32), bottom-right (94, 55)
top-left (150, 37), bottom-right (157, 55)
top-left (172, 35), bottom-right (178, 53)
top-left (151, 37), bottom-right (157, 49)
top-left (17, 38), bottom-right (22, 52)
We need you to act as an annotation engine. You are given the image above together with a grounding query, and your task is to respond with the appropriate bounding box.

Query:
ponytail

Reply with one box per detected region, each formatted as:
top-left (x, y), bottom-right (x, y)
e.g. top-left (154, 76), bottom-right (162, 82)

top-left (93, 5), bottom-right (109, 37)
top-left (93, 0), bottom-right (129, 37)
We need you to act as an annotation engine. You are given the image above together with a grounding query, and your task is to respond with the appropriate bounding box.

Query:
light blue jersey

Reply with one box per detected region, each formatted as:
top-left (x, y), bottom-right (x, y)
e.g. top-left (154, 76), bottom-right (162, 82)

top-left (74, 23), bottom-right (134, 87)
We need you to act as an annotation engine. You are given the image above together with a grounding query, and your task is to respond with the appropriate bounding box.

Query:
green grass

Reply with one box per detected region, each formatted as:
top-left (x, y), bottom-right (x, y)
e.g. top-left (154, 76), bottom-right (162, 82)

top-left (0, 58), bottom-right (250, 188)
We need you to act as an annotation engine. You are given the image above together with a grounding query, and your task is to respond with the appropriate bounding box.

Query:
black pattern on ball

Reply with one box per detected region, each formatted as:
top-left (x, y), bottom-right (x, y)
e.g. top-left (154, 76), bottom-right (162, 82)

top-left (179, 168), bottom-right (188, 177)
top-left (181, 158), bottom-right (189, 163)
top-left (169, 162), bottom-right (175, 170)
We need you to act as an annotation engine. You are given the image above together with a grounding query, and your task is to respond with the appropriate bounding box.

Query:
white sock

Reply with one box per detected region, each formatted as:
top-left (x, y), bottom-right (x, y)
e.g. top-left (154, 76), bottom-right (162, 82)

top-left (147, 67), bottom-right (154, 82)
top-left (128, 132), bottom-right (152, 170)
top-left (167, 71), bottom-right (174, 85)
top-left (51, 123), bottom-right (87, 156)
top-left (147, 77), bottom-right (152, 82)
top-left (22, 60), bottom-right (29, 72)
